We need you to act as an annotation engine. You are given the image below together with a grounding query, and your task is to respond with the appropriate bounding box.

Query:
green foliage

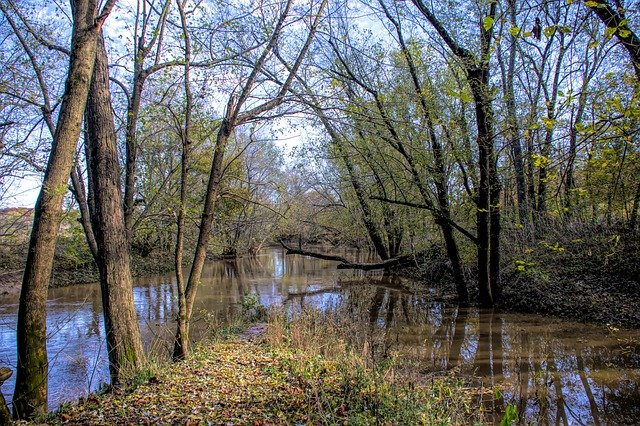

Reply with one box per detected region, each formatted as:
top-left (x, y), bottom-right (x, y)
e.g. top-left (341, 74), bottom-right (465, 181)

top-left (239, 293), bottom-right (266, 322)
top-left (500, 403), bottom-right (519, 426)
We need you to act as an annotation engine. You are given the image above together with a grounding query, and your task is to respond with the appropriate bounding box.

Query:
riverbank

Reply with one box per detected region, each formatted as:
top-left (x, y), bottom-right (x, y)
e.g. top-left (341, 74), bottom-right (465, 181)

top-left (26, 314), bottom-right (493, 425)
top-left (0, 252), bottom-right (176, 297)
top-left (3, 225), bottom-right (638, 328)
top-left (401, 225), bottom-right (640, 328)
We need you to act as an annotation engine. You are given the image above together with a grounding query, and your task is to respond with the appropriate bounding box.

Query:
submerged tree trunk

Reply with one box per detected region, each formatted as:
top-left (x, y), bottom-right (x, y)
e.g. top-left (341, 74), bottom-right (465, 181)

top-left (85, 30), bottom-right (145, 384)
top-left (410, 0), bottom-right (500, 306)
top-left (12, 0), bottom-right (115, 418)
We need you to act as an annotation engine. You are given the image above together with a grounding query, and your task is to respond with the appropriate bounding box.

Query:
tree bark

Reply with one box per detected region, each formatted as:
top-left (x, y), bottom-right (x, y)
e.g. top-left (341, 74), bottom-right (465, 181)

top-left (410, 0), bottom-right (500, 306)
top-left (12, 0), bottom-right (112, 418)
top-left (85, 30), bottom-right (145, 384)
top-left (505, 0), bottom-right (528, 226)
top-left (174, 0), bottom-right (192, 361)
top-left (379, 0), bottom-right (468, 302)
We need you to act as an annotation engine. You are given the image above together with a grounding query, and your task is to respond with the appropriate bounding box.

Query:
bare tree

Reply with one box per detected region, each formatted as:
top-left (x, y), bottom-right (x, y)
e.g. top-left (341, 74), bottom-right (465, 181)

top-left (173, 0), bottom-right (328, 359)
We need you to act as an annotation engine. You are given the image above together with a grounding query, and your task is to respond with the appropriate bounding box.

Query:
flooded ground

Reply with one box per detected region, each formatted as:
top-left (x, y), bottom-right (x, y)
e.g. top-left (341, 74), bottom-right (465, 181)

top-left (1, 247), bottom-right (639, 423)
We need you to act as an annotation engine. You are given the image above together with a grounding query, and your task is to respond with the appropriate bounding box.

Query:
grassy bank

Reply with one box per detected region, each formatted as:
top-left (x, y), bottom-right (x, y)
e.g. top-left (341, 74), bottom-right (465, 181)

top-left (35, 308), bottom-right (498, 425)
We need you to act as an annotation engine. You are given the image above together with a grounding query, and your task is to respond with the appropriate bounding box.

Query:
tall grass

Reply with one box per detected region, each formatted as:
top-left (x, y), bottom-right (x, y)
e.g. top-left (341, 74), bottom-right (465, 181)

top-left (263, 306), bottom-right (486, 425)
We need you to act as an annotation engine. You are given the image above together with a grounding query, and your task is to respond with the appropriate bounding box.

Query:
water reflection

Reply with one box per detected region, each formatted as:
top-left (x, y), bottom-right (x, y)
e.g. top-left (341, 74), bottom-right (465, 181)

top-left (291, 278), bottom-right (640, 425)
top-left (0, 248), bottom-right (638, 424)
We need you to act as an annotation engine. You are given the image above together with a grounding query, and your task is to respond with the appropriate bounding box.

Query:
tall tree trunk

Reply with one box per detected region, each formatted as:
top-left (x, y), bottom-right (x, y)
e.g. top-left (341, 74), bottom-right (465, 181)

top-left (506, 0), bottom-right (528, 226)
top-left (123, 0), bottom-right (172, 242)
top-left (629, 181), bottom-right (640, 231)
top-left (123, 75), bottom-right (144, 241)
top-left (174, 0), bottom-right (192, 360)
top-left (11, 0), bottom-right (113, 418)
top-left (379, 0), bottom-right (468, 302)
top-left (85, 30), bottom-right (145, 384)
top-left (172, 0), bottom-right (327, 359)
top-left (565, 90), bottom-right (587, 219)
top-left (173, 111), bottom-right (235, 358)
top-left (410, 0), bottom-right (500, 306)
top-left (535, 28), bottom-right (567, 234)
top-left (470, 67), bottom-right (494, 307)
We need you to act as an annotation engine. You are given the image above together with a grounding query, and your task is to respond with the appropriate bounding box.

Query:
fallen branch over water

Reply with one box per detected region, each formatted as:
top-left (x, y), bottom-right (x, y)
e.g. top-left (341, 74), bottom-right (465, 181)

top-left (278, 240), bottom-right (417, 271)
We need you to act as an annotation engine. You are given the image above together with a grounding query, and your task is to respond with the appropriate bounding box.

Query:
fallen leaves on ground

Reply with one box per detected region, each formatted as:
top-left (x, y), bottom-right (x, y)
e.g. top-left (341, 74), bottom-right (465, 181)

top-left (44, 333), bottom-right (482, 425)
top-left (53, 341), bottom-right (317, 425)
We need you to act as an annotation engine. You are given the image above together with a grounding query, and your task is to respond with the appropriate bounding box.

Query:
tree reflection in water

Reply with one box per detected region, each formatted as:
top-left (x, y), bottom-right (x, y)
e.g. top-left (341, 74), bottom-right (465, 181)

top-left (0, 248), bottom-right (638, 421)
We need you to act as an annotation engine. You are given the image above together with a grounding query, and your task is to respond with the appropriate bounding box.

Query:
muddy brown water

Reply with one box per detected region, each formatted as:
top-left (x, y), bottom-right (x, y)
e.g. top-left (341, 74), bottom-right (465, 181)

top-left (0, 247), bottom-right (638, 424)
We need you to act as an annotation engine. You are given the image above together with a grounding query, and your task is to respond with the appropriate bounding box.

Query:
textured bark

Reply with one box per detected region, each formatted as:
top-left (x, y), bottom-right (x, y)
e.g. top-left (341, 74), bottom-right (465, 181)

top-left (85, 31), bottom-right (145, 384)
top-left (174, 0), bottom-right (192, 361)
top-left (506, 0), bottom-right (528, 226)
top-left (12, 0), bottom-right (104, 418)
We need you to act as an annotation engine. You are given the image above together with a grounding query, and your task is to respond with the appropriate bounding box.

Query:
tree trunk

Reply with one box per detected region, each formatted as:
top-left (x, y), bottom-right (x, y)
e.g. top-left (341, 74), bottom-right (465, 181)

top-left (123, 75), bottom-right (144, 241)
top-left (629, 181), bottom-right (640, 231)
top-left (506, 0), bottom-right (528, 226)
top-left (12, 0), bottom-right (102, 418)
top-left (85, 30), bottom-right (145, 384)
top-left (471, 68), bottom-right (493, 307)
top-left (379, 0), bottom-right (468, 302)
top-left (409, 0), bottom-right (499, 306)
top-left (70, 165), bottom-right (98, 260)
top-left (339, 146), bottom-right (390, 260)
top-left (174, 0), bottom-right (192, 361)
top-left (172, 0), bottom-right (327, 359)
top-left (173, 117), bottom-right (234, 359)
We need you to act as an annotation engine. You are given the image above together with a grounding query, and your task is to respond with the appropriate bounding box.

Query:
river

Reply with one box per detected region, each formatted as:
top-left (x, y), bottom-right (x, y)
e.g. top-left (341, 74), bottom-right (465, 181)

top-left (0, 247), bottom-right (639, 423)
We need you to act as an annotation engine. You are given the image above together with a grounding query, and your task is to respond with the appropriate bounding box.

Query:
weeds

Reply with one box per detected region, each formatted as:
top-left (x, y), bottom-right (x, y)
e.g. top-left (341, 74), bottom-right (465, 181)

top-left (264, 307), bottom-right (485, 425)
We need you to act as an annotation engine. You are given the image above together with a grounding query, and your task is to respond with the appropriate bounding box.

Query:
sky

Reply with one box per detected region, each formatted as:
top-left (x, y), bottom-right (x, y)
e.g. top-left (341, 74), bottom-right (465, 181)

top-left (3, 175), bottom-right (41, 208)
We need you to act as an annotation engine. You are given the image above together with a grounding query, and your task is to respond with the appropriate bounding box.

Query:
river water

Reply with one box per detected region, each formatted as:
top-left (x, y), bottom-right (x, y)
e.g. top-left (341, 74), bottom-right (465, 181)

top-left (0, 247), bottom-right (639, 424)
